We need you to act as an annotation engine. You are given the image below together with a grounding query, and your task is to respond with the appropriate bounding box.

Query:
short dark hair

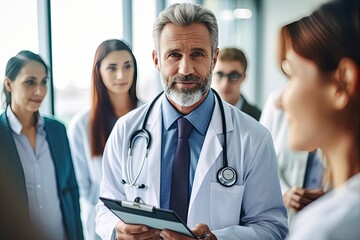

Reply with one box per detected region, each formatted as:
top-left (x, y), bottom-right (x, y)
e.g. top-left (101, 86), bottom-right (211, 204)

top-left (218, 48), bottom-right (248, 73)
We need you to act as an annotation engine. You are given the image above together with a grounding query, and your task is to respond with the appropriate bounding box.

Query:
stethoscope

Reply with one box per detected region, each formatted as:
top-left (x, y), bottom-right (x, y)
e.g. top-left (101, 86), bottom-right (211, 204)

top-left (121, 89), bottom-right (237, 189)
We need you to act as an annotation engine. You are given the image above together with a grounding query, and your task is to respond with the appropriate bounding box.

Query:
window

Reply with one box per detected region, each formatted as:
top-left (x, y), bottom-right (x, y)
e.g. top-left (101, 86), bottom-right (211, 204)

top-left (51, 0), bottom-right (123, 125)
top-left (0, 0), bottom-right (39, 111)
top-left (132, 0), bottom-right (162, 103)
top-left (204, 0), bottom-right (258, 104)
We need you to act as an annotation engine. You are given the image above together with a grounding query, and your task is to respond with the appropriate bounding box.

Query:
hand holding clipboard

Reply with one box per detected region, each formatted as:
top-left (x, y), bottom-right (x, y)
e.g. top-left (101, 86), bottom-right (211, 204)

top-left (100, 197), bottom-right (213, 239)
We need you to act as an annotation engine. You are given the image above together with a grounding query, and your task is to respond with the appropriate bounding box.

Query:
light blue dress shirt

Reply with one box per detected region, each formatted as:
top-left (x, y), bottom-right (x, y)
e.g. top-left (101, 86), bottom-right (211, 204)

top-left (6, 107), bottom-right (66, 239)
top-left (303, 150), bottom-right (324, 189)
top-left (160, 91), bottom-right (215, 209)
top-left (234, 95), bottom-right (244, 110)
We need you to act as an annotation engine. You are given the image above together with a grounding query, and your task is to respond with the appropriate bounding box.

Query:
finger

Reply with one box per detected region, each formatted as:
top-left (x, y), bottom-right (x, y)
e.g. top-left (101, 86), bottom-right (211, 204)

top-left (160, 229), bottom-right (193, 240)
top-left (117, 228), bottom-right (160, 240)
top-left (288, 199), bottom-right (301, 211)
top-left (192, 223), bottom-right (210, 237)
top-left (118, 223), bottom-right (149, 235)
top-left (303, 189), bottom-right (324, 199)
top-left (290, 192), bottom-right (302, 202)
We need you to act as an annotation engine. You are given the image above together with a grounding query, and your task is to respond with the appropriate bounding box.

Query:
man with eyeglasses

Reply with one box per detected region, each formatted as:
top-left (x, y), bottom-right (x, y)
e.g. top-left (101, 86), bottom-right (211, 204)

top-left (212, 47), bottom-right (261, 120)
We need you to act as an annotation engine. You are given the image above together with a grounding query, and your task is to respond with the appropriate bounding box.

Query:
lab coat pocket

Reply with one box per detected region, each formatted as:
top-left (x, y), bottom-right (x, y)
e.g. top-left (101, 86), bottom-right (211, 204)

top-left (209, 182), bottom-right (244, 229)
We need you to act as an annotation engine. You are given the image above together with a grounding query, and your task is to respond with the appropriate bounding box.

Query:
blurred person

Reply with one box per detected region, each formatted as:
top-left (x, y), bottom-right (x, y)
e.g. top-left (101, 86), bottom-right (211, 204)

top-left (212, 47), bottom-right (261, 120)
top-left (279, 0), bottom-right (360, 238)
top-left (96, 3), bottom-right (287, 240)
top-left (68, 39), bottom-right (140, 240)
top-left (261, 88), bottom-right (328, 224)
top-left (0, 50), bottom-right (83, 239)
top-left (0, 164), bottom-right (46, 239)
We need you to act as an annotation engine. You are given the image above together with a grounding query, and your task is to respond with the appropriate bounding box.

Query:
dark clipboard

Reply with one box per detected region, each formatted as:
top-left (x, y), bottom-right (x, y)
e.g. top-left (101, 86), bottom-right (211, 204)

top-left (100, 196), bottom-right (196, 238)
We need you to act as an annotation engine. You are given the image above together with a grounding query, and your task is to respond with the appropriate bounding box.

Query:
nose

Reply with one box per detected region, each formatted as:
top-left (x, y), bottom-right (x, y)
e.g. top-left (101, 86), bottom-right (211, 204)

top-left (116, 70), bottom-right (124, 80)
top-left (34, 84), bottom-right (46, 96)
top-left (178, 56), bottom-right (194, 75)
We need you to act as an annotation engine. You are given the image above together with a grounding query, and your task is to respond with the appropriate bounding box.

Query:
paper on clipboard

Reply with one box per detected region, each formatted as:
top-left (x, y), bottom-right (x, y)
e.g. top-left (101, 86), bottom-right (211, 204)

top-left (99, 196), bottom-right (196, 238)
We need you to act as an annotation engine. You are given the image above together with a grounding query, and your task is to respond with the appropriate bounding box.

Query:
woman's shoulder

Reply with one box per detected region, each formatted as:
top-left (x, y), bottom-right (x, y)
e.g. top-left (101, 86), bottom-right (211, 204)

top-left (42, 115), bottom-right (67, 132)
top-left (68, 109), bottom-right (91, 127)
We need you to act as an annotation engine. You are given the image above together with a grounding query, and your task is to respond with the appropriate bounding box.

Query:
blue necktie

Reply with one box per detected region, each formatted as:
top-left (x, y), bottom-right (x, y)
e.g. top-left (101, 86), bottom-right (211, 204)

top-left (169, 117), bottom-right (192, 224)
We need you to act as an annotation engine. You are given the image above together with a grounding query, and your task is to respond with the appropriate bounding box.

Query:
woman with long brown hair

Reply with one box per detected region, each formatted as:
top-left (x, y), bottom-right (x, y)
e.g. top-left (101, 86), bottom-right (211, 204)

top-left (68, 39), bottom-right (139, 240)
top-left (279, 0), bottom-right (360, 238)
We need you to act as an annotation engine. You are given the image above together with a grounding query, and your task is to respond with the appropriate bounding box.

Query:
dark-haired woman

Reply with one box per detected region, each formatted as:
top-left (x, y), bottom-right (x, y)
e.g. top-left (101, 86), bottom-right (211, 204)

top-left (0, 50), bottom-right (83, 239)
top-left (279, 0), bottom-right (360, 238)
top-left (68, 39), bottom-right (140, 240)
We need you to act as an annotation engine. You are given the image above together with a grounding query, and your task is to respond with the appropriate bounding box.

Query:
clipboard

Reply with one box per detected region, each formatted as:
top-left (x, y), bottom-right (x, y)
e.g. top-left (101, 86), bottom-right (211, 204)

top-left (99, 196), bottom-right (197, 238)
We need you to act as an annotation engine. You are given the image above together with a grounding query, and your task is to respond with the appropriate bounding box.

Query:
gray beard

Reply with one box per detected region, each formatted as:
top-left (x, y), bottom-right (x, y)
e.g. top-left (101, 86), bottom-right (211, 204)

top-left (161, 72), bottom-right (212, 107)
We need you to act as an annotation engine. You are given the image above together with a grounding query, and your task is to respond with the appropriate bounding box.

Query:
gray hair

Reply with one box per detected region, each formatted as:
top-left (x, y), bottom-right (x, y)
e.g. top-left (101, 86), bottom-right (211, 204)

top-left (152, 3), bottom-right (218, 56)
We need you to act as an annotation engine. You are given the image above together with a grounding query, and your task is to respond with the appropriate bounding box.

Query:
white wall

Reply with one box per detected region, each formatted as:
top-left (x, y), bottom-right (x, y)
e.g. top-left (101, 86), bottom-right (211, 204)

top-left (259, 0), bottom-right (329, 107)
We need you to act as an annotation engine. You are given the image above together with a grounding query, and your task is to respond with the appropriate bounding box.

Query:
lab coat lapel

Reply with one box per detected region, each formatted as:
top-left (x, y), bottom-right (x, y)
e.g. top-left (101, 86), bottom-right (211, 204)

top-left (188, 99), bottom-right (224, 214)
top-left (144, 96), bottom-right (163, 207)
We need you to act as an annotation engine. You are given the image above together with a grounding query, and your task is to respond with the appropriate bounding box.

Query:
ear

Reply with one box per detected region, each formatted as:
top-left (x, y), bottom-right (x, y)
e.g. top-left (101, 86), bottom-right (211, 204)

top-left (152, 50), bottom-right (160, 72)
top-left (4, 77), bottom-right (12, 92)
top-left (212, 48), bottom-right (219, 71)
top-left (331, 58), bottom-right (359, 110)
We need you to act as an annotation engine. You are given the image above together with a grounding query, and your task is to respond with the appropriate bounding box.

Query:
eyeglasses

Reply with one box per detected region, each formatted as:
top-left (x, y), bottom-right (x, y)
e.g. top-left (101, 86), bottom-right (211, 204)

top-left (213, 71), bottom-right (244, 83)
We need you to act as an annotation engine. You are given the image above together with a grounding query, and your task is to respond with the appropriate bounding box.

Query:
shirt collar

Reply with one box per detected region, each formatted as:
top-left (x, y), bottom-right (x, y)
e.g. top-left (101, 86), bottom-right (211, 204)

top-left (235, 94), bottom-right (244, 110)
top-left (162, 90), bottom-right (215, 135)
top-left (6, 106), bottom-right (45, 135)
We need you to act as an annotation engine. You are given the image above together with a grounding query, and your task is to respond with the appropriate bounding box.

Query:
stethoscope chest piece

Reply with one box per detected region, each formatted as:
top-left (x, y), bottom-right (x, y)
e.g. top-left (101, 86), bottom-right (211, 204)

top-left (217, 166), bottom-right (237, 187)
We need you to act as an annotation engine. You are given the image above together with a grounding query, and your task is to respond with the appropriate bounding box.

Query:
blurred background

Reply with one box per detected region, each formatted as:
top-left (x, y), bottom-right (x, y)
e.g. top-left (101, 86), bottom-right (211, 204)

top-left (0, 0), bottom-right (329, 125)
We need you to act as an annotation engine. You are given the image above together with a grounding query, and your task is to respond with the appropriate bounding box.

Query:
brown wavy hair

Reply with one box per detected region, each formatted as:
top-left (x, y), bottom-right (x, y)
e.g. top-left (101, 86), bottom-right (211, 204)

top-left (279, 0), bottom-right (360, 174)
top-left (90, 39), bottom-right (138, 157)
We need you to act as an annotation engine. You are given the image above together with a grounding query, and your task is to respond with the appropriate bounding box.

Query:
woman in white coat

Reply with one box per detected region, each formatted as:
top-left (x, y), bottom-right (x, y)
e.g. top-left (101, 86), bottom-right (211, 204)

top-left (279, 0), bottom-right (360, 238)
top-left (68, 39), bottom-right (140, 240)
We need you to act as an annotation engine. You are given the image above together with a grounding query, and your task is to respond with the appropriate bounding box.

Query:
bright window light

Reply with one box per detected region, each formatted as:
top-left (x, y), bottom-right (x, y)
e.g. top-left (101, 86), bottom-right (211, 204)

top-left (233, 8), bottom-right (253, 19)
top-left (220, 9), bottom-right (234, 21)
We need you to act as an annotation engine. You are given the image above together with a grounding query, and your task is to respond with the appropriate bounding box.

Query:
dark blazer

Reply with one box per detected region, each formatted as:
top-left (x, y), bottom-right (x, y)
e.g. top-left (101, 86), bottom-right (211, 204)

top-left (0, 112), bottom-right (84, 240)
top-left (240, 95), bottom-right (262, 121)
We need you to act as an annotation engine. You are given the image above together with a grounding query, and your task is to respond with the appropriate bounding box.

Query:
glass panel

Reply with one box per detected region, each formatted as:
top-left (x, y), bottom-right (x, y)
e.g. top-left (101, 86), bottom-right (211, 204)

top-left (51, 0), bottom-right (123, 125)
top-left (0, 0), bottom-right (39, 112)
top-left (132, 0), bottom-right (162, 103)
top-left (204, 0), bottom-right (257, 103)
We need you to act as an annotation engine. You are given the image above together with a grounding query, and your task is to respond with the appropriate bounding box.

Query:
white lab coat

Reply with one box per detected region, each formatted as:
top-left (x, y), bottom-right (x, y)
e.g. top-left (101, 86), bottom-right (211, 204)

top-left (260, 90), bottom-right (308, 223)
top-left (96, 94), bottom-right (288, 240)
top-left (68, 109), bottom-right (102, 240)
top-left (288, 173), bottom-right (360, 240)
top-left (260, 90), bottom-right (329, 224)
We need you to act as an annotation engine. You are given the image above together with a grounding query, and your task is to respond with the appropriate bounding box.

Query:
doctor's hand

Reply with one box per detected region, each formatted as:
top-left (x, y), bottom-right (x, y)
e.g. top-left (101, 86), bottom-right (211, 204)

top-left (283, 187), bottom-right (325, 212)
top-left (160, 224), bottom-right (217, 240)
top-left (115, 221), bottom-right (161, 240)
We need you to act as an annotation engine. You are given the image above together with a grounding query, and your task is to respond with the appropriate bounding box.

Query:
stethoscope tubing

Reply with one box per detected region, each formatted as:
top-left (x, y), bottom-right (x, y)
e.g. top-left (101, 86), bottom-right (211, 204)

top-left (123, 88), bottom-right (236, 188)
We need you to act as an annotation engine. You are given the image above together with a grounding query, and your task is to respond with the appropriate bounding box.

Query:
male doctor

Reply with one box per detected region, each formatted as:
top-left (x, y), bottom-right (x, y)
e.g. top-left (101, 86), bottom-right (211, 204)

top-left (96, 3), bottom-right (288, 240)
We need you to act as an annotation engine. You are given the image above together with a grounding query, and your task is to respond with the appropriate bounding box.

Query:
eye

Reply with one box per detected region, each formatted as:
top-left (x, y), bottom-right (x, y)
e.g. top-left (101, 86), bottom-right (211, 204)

top-left (228, 72), bottom-right (242, 82)
top-left (191, 51), bottom-right (204, 57)
top-left (41, 79), bottom-right (48, 86)
top-left (106, 66), bottom-right (117, 72)
top-left (214, 72), bottom-right (224, 81)
top-left (124, 63), bottom-right (132, 70)
top-left (25, 79), bottom-right (35, 86)
top-left (168, 52), bottom-right (182, 58)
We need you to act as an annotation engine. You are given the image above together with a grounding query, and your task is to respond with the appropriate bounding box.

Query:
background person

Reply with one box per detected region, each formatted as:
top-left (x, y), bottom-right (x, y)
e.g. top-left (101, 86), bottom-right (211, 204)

top-left (260, 88), bottom-right (328, 224)
top-left (68, 39), bottom-right (140, 240)
top-left (278, 0), bottom-right (360, 238)
top-left (96, 3), bottom-right (287, 240)
top-left (0, 50), bottom-right (83, 239)
top-left (212, 47), bottom-right (261, 120)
